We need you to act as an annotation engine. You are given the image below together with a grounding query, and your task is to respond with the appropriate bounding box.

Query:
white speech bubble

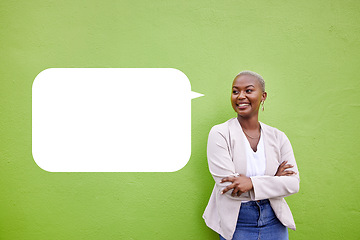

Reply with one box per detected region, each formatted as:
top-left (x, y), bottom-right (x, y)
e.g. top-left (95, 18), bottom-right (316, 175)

top-left (32, 68), bottom-right (203, 172)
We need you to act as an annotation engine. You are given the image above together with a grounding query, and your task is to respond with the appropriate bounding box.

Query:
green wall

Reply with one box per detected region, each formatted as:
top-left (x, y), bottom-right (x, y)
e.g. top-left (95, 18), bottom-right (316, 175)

top-left (1, 0), bottom-right (359, 239)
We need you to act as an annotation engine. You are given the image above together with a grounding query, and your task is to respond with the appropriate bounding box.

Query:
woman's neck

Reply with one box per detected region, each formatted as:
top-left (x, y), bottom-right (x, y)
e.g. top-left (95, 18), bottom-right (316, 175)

top-left (237, 114), bottom-right (260, 130)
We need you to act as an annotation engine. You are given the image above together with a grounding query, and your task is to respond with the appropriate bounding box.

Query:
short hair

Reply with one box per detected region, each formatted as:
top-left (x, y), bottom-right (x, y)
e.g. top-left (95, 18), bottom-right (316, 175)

top-left (235, 70), bottom-right (265, 92)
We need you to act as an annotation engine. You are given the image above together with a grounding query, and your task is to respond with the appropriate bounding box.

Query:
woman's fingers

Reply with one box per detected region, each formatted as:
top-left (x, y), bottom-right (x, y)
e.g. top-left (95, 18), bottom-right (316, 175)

top-left (220, 178), bottom-right (227, 183)
top-left (232, 189), bottom-right (243, 197)
top-left (220, 175), bottom-right (252, 196)
top-left (279, 161), bottom-right (288, 167)
top-left (231, 187), bottom-right (244, 197)
top-left (220, 176), bottom-right (235, 183)
top-left (221, 183), bottom-right (235, 194)
top-left (279, 170), bottom-right (296, 176)
top-left (275, 161), bottom-right (296, 176)
top-left (282, 164), bottom-right (294, 170)
top-left (220, 176), bottom-right (237, 194)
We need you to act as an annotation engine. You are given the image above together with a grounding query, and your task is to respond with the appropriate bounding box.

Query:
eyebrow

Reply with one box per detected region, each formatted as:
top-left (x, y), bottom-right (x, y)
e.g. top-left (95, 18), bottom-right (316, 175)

top-left (232, 85), bottom-right (255, 89)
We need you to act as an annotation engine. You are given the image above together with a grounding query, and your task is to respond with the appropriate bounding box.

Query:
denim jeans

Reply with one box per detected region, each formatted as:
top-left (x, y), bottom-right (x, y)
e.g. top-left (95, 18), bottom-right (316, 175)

top-left (220, 199), bottom-right (288, 240)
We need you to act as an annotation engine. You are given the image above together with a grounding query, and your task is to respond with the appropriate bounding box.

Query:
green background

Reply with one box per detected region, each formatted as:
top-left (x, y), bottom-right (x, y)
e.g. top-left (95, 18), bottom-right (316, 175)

top-left (1, 0), bottom-right (359, 239)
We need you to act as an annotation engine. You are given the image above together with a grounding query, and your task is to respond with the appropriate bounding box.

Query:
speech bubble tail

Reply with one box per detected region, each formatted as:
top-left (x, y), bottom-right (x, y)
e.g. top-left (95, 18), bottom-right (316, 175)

top-left (191, 91), bottom-right (204, 99)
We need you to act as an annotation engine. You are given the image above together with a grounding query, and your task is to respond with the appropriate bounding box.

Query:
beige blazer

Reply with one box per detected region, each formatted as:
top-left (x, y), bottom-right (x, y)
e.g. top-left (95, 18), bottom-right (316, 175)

top-left (203, 118), bottom-right (300, 240)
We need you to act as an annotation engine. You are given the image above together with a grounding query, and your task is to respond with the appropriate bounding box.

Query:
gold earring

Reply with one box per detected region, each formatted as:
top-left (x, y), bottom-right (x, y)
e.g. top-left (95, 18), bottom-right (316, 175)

top-left (261, 101), bottom-right (265, 111)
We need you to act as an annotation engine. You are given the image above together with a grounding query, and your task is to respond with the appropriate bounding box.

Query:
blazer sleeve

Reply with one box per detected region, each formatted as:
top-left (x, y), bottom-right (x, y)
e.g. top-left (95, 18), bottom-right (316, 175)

top-left (249, 131), bottom-right (300, 200)
top-left (207, 126), bottom-right (251, 201)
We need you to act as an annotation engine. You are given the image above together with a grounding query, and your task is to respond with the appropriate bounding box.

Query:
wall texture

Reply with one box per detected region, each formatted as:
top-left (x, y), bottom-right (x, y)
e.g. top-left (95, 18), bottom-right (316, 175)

top-left (1, 0), bottom-right (359, 239)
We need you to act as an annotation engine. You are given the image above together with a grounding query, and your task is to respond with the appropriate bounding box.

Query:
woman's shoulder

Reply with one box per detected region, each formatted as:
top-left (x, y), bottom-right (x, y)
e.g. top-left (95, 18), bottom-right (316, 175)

top-left (209, 118), bottom-right (238, 134)
top-left (260, 121), bottom-right (282, 132)
top-left (260, 122), bottom-right (289, 142)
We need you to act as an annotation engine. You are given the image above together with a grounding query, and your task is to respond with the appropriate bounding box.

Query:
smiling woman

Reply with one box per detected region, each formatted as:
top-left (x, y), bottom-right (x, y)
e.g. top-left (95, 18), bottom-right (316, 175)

top-left (203, 71), bottom-right (300, 240)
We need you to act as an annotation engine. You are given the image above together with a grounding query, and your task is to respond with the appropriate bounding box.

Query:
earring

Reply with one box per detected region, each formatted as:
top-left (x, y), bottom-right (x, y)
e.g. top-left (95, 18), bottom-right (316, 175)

top-left (261, 101), bottom-right (265, 111)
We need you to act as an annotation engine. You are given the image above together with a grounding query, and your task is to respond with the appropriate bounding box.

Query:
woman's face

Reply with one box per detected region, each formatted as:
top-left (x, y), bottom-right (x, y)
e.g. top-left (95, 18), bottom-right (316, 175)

top-left (231, 74), bottom-right (267, 118)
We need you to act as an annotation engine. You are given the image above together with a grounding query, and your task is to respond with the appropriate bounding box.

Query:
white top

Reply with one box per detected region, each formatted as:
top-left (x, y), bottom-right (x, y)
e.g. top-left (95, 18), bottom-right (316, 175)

top-left (241, 129), bottom-right (266, 203)
top-left (244, 129), bottom-right (266, 178)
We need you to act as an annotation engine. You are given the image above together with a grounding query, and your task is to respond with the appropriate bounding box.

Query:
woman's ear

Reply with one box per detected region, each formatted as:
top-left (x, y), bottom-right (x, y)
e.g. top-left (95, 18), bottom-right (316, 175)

top-left (262, 91), bottom-right (267, 102)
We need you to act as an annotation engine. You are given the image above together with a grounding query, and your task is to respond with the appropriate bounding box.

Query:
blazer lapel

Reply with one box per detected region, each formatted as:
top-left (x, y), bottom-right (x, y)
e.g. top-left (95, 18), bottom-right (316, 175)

top-left (228, 118), bottom-right (247, 175)
top-left (260, 122), bottom-right (280, 176)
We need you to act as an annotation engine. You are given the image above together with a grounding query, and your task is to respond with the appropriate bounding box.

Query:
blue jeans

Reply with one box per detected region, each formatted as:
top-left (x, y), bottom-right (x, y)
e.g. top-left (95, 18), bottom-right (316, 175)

top-left (220, 199), bottom-right (288, 240)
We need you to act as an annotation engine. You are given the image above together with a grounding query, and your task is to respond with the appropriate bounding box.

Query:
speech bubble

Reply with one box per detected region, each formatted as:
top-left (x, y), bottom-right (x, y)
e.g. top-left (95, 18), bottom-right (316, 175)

top-left (32, 68), bottom-right (203, 172)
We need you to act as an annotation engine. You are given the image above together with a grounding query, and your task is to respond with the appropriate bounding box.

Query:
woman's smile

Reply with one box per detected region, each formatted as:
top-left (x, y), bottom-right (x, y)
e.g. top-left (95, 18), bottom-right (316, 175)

top-left (236, 102), bottom-right (250, 110)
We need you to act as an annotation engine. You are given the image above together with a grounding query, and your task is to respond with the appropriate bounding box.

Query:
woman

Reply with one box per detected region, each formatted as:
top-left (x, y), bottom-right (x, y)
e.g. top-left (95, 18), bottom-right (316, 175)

top-left (203, 71), bottom-right (299, 240)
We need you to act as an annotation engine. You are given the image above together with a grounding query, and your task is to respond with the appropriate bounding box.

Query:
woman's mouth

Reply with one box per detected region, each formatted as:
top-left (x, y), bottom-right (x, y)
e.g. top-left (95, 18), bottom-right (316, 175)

top-left (236, 103), bottom-right (250, 109)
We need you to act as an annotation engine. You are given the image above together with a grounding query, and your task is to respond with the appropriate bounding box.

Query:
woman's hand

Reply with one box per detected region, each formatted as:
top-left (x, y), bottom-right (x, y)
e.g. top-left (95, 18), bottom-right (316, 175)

top-left (220, 175), bottom-right (253, 197)
top-left (275, 161), bottom-right (296, 176)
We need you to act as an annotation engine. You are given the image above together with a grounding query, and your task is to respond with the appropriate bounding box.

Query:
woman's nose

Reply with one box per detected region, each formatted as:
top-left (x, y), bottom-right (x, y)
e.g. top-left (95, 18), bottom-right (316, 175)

top-left (238, 91), bottom-right (246, 99)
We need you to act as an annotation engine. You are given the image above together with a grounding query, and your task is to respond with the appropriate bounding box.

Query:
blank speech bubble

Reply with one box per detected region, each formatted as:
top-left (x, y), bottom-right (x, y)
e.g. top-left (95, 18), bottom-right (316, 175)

top-left (32, 68), bottom-right (203, 172)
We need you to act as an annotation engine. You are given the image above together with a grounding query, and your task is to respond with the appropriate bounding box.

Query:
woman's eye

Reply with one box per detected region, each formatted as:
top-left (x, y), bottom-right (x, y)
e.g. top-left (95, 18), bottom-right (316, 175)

top-left (233, 90), bottom-right (239, 94)
top-left (246, 89), bottom-right (253, 93)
